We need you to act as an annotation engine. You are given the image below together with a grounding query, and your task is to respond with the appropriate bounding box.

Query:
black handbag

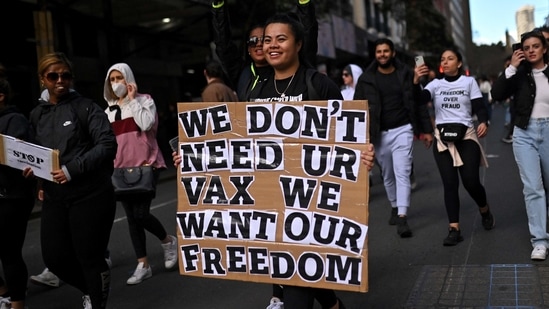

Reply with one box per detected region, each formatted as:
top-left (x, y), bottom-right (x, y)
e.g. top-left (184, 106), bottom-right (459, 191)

top-left (437, 123), bottom-right (468, 142)
top-left (112, 166), bottom-right (156, 200)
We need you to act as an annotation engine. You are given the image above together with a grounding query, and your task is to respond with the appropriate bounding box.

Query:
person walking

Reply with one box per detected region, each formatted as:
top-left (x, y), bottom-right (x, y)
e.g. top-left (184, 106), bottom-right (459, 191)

top-left (340, 64), bottom-right (363, 100)
top-left (491, 30), bottom-right (549, 260)
top-left (201, 60), bottom-right (238, 102)
top-left (103, 63), bottom-right (178, 285)
top-left (0, 77), bottom-right (36, 309)
top-left (353, 38), bottom-right (434, 238)
top-left (29, 52), bottom-right (117, 309)
top-left (415, 47), bottom-right (494, 246)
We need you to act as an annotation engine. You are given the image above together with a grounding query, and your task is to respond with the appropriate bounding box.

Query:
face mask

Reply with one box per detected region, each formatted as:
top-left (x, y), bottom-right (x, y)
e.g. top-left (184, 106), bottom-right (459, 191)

top-left (112, 82), bottom-right (127, 98)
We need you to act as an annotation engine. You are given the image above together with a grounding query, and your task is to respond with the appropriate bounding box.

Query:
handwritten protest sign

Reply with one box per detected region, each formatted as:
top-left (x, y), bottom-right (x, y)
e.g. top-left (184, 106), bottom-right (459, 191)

top-left (0, 134), bottom-right (59, 181)
top-left (174, 100), bottom-right (369, 292)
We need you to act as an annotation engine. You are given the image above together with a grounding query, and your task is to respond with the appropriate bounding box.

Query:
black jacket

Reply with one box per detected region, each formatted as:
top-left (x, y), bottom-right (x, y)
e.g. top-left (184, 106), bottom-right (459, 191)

top-left (353, 59), bottom-right (433, 144)
top-left (29, 92), bottom-right (117, 202)
top-left (0, 106), bottom-right (37, 198)
top-left (491, 64), bottom-right (549, 130)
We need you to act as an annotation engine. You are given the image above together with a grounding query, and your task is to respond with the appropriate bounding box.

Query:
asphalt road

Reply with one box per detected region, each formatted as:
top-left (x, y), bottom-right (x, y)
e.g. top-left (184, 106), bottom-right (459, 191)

top-left (20, 104), bottom-right (541, 309)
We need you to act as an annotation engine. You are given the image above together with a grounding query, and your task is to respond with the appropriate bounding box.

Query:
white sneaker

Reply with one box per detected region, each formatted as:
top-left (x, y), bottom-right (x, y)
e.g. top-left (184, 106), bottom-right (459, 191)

top-left (161, 235), bottom-right (178, 270)
top-left (0, 296), bottom-right (11, 309)
top-left (30, 267), bottom-right (60, 287)
top-left (531, 245), bottom-right (548, 260)
top-left (82, 295), bottom-right (92, 309)
top-left (126, 262), bottom-right (152, 285)
top-left (266, 297), bottom-right (284, 309)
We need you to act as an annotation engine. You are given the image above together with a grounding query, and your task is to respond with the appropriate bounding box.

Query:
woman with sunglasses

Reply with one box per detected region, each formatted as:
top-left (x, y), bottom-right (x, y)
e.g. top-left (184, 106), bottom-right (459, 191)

top-left (211, 0), bottom-right (317, 101)
top-left (340, 64), bottom-right (363, 100)
top-left (492, 30), bottom-right (549, 261)
top-left (29, 52), bottom-right (117, 309)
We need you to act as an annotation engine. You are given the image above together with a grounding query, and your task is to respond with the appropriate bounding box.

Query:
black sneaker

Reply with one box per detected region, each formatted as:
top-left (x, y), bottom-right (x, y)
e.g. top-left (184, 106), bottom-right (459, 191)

top-left (388, 208), bottom-right (398, 225)
top-left (481, 210), bottom-right (495, 230)
top-left (396, 216), bottom-right (412, 238)
top-left (443, 227), bottom-right (463, 246)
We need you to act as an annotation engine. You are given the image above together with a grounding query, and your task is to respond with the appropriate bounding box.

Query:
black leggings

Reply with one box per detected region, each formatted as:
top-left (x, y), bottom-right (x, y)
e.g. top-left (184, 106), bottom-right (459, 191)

top-left (121, 194), bottom-right (167, 259)
top-left (0, 197), bottom-right (34, 301)
top-left (433, 140), bottom-right (488, 223)
top-left (41, 190), bottom-right (115, 309)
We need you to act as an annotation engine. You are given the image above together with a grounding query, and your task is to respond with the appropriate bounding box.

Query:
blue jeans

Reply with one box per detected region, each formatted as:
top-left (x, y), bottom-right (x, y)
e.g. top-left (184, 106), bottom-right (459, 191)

top-left (513, 118), bottom-right (549, 248)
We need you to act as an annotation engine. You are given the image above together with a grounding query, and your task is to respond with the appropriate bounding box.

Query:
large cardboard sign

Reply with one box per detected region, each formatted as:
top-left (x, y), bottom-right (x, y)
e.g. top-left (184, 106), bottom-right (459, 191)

top-left (0, 134), bottom-right (60, 181)
top-left (174, 100), bottom-right (369, 292)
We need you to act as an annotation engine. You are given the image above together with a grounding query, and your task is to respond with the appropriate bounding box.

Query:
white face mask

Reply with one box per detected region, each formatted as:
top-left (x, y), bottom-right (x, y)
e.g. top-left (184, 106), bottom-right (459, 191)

top-left (112, 82), bottom-right (127, 98)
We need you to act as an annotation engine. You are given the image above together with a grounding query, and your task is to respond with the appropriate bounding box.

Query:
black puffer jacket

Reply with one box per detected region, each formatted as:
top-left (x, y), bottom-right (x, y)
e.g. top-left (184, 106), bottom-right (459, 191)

top-left (491, 63), bottom-right (549, 129)
top-left (353, 59), bottom-right (433, 144)
top-left (29, 92), bottom-right (117, 202)
top-left (0, 106), bottom-right (37, 198)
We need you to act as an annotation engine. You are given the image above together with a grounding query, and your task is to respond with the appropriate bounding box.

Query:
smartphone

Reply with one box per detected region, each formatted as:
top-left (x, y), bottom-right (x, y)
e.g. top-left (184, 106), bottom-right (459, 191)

top-left (414, 56), bottom-right (425, 67)
top-left (512, 43), bottom-right (522, 51)
top-left (169, 136), bottom-right (179, 152)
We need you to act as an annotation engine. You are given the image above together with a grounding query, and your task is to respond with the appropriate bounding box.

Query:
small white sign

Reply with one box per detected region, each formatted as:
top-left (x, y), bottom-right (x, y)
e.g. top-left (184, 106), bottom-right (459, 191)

top-left (0, 134), bottom-right (59, 181)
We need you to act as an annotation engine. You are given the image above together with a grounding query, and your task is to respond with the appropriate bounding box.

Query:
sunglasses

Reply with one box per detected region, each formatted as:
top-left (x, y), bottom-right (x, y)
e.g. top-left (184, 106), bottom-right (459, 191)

top-left (247, 36), bottom-right (263, 47)
top-left (45, 72), bottom-right (73, 82)
top-left (342, 73), bottom-right (350, 77)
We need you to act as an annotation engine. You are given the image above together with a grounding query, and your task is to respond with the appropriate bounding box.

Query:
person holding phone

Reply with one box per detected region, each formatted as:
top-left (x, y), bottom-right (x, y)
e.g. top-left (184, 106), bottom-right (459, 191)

top-left (103, 63), bottom-right (178, 285)
top-left (492, 30), bottom-right (549, 260)
top-left (415, 48), bottom-right (493, 246)
top-left (353, 38), bottom-right (434, 238)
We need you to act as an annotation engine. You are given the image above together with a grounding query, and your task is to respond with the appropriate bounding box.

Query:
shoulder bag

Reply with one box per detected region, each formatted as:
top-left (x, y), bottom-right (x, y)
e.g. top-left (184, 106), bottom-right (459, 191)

top-left (112, 165), bottom-right (156, 200)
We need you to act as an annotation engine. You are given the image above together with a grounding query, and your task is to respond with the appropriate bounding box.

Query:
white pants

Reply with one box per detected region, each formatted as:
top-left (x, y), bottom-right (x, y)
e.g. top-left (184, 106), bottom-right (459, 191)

top-left (374, 123), bottom-right (414, 215)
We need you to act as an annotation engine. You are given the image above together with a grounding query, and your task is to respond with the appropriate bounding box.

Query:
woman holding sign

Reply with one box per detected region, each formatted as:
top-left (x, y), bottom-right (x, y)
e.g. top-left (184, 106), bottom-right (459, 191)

top-left (248, 12), bottom-right (347, 309)
top-left (29, 52), bottom-right (118, 309)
